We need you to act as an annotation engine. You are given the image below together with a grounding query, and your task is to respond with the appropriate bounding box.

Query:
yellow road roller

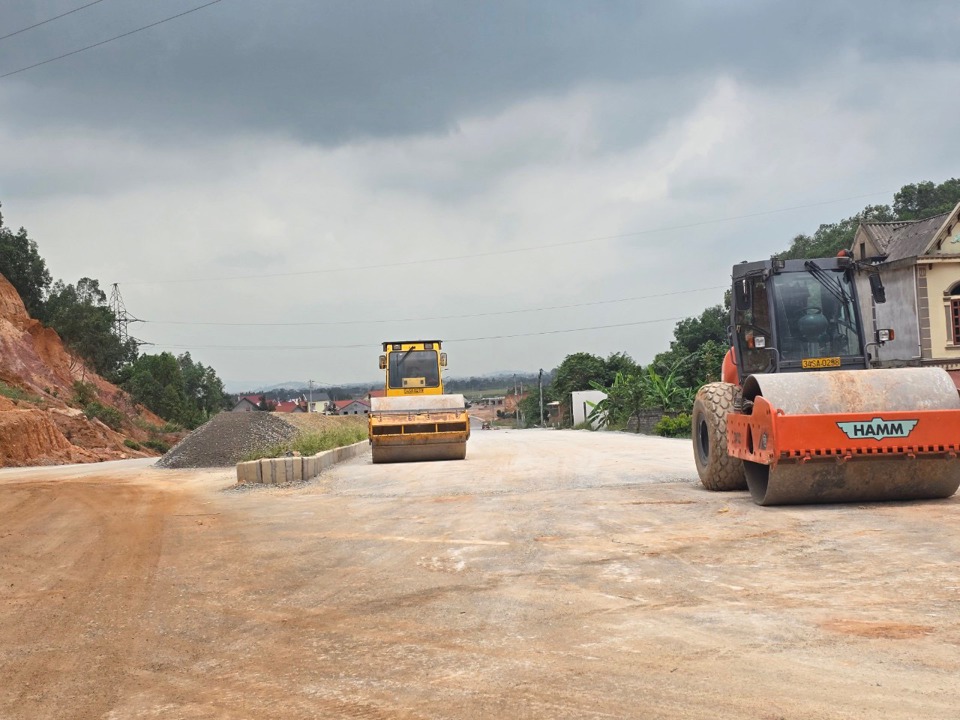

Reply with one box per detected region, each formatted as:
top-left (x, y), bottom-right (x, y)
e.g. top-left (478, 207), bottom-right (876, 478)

top-left (368, 340), bottom-right (470, 463)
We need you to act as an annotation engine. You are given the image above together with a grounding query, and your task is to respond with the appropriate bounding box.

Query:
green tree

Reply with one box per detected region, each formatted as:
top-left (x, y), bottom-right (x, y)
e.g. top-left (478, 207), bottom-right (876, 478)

top-left (551, 352), bottom-right (607, 422)
top-left (586, 371), bottom-right (646, 429)
top-left (602, 351), bottom-right (640, 385)
top-left (121, 352), bottom-right (212, 427)
top-left (893, 179), bottom-right (960, 220)
top-left (44, 277), bottom-right (137, 377)
top-left (178, 352), bottom-right (230, 424)
top-left (778, 179), bottom-right (960, 260)
top-left (653, 304), bottom-right (729, 389)
top-left (0, 204), bottom-right (52, 319)
top-left (122, 353), bottom-right (183, 410)
top-left (517, 382), bottom-right (557, 427)
top-left (587, 358), bottom-right (697, 429)
top-left (777, 204), bottom-right (895, 260)
top-left (639, 359), bottom-right (695, 412)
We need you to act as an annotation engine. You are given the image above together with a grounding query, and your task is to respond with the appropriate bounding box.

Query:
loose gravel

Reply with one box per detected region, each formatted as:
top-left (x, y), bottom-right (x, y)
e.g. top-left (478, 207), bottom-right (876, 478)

top-left (156, 412), bottom-right (299, 469)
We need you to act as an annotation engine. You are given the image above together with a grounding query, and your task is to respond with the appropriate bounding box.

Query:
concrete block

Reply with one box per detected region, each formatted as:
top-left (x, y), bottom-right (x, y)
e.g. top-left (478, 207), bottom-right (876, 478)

top-left (318, 450), bottom-right (335, 470)
top-left (233, 442), bottom-right (373, 488)
top-left (236, 460), bottom-right (262, 484)
top-left (260, 458), bottom-right (277, 485)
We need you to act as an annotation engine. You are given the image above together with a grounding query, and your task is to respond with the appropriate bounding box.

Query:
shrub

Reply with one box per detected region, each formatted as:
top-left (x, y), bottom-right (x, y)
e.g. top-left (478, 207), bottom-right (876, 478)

top-left (84, 402), bottom-right (124, 431)
top-left (0, 381), bottom-right (42, 404)
top-left (143, 439), bottom-right (170, 453)
top-left (653, 413), bottom-right (692, 438)
top-left (123, 438), bottom-right (142, 450)
top-left (72, 380), bottom-right (97, 407)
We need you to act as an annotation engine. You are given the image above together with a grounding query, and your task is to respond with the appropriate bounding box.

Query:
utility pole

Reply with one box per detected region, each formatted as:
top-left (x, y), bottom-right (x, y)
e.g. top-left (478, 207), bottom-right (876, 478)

top-left (513, 374), bottom-right (518, 428)
top-left (517, 381), bottom-right (522, 428)
top-left (308, 379), bottom-right (314, 411)
top-left (538, 368), bottom-right (544, 427)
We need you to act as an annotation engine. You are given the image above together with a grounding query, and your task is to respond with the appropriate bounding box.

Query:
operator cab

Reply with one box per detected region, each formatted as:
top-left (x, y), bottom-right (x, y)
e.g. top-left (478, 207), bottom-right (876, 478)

top-left (379, 340), bottom-right (447, 396)
top-left (731, 257), bottom-right (875, 382)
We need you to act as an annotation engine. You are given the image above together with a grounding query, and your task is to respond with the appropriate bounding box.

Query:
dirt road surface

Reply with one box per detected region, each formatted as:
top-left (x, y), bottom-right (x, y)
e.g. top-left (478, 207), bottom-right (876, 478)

top-left (1, 430), bottom-right (958, 719)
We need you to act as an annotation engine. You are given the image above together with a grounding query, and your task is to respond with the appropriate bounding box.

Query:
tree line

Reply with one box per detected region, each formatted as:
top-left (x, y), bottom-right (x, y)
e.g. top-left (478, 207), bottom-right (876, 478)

top-left (520, 178), bottom-right (960, 434)
top-left (0, 203), bottom-right (230, 428)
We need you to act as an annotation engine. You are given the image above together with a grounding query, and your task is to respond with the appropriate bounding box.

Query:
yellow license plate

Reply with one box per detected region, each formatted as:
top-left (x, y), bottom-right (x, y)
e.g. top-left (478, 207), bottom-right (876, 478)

top-left (801, 357), bottom-right (841, 369)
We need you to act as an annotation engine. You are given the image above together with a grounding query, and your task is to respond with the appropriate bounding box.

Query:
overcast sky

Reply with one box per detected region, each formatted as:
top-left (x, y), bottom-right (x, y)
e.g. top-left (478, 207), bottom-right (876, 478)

top-left (1, 0), bottom-right (958, 391)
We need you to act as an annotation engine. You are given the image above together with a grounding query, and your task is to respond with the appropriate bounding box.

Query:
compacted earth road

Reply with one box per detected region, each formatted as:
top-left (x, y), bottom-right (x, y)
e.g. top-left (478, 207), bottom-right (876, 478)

top-left (1, 430), bottom-right (958, 719)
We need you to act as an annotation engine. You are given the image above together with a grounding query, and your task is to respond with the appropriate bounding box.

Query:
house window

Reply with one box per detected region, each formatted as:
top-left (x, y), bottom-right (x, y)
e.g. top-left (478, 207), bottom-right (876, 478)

top-left (950, 282), bottom-right (960, 346)
top-left (953, 300), bottom-right (960, 344)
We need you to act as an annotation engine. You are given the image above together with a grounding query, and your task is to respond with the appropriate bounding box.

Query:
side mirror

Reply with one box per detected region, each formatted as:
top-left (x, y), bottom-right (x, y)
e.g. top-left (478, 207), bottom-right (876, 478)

top-left (379, 355), bottom-right (387, 370)
top-left (869, 273), bottom-right (886, 304)
top-left (439, 353), bottom-right (448, 367)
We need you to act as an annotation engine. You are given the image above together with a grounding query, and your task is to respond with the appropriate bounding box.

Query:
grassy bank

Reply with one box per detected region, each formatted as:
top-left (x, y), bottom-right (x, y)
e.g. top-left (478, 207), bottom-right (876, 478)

top-left (241, 424), bottom-right (368, 462)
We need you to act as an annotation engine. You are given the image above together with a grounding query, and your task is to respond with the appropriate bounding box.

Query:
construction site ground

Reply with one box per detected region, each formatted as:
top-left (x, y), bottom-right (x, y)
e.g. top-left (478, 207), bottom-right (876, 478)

top-left (1, 430), bottom-right (958, 719)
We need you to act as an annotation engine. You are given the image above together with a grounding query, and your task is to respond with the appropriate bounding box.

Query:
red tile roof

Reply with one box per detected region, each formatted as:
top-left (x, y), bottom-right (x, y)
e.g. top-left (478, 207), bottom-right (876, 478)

top-left (333, 399), bottom-right (370, 409)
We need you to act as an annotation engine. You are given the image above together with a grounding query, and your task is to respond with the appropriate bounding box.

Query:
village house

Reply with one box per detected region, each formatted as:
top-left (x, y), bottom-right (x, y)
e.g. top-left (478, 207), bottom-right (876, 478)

top-left (307, 392), bottom-right (332, 413)
top-left (273, 400), bottom-right (307, 413)
top-left (231, 395), bottom-right (261, 412)
top-left (851, 200), bottom-right (960, 388)
top-left (333, 399), bottom-right (371, 415)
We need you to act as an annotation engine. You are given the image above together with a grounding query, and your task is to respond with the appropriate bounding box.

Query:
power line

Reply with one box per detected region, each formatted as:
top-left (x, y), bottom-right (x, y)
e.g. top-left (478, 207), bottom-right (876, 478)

top-left (118, 189), bottom-right (894, 285)
top-left (0, 0), bottom-right (223, 79)
top-left (139, 285), bottom-right (727, 327)
top-left (0, 0), bottom-right (108, 42)
top-left (142, 315), bottom-right (691, 351)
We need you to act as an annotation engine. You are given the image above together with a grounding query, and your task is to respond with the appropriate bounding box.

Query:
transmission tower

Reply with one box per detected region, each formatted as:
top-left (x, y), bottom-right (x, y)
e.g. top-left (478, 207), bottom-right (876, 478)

top-left (109, 283), bottom-right (142, 346)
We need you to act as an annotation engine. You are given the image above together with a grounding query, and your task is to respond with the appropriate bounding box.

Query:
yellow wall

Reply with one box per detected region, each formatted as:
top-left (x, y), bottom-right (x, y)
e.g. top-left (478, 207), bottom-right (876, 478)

top-left (927, 262), bottom-right (960, 358)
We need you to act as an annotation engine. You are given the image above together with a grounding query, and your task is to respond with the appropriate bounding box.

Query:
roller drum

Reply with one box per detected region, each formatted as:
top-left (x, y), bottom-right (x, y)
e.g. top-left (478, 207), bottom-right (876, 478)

top-left (741, 368), bottom-right (960, 505)
top-left (371, 440), bottom-right (468, 464)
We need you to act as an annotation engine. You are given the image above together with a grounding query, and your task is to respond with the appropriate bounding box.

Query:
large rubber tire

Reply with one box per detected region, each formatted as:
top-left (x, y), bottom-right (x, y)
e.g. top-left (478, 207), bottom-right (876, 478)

top-left (691, 382), bottom-right (747, 491)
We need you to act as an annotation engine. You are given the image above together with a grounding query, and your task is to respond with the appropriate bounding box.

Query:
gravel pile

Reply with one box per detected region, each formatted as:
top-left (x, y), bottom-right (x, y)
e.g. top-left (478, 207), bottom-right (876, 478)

top-left (156, 412), bottom-right (299, 468)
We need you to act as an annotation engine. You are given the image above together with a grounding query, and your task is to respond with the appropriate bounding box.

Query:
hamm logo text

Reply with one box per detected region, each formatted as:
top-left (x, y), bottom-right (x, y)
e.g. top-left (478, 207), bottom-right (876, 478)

top-left (836, 417), bottom-right (918, 441)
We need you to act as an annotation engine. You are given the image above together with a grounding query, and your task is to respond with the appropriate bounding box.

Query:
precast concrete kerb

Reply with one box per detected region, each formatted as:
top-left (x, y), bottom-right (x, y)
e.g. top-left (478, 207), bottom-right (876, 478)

top-left (235, 440), bottom-right (370, 485)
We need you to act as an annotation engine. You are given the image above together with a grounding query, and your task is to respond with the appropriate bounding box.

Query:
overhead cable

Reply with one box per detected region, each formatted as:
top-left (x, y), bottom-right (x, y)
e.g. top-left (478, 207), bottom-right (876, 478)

top-left (139, 285), bottom-right (727, 327)
top-left (0, 0), bottom-right (108, 42)
top-left (142, 314), bottom-right (690, 351)
top-left (0, 0), bottom-right (223, 79)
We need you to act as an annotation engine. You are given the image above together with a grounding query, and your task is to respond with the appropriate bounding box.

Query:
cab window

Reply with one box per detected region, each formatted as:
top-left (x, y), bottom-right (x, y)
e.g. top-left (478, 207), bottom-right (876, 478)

top-left (388, 350), bottom-right (440, 389)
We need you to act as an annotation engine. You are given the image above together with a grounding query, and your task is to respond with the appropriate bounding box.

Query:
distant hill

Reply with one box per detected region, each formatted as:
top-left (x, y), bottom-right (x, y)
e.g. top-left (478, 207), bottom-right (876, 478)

top-left (227, 371), bottom-right (550, 401)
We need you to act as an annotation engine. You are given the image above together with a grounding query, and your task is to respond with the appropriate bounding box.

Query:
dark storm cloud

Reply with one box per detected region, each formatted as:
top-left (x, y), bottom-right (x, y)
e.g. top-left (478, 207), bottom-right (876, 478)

top-left (1, 0), bottom-right (958, 145)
